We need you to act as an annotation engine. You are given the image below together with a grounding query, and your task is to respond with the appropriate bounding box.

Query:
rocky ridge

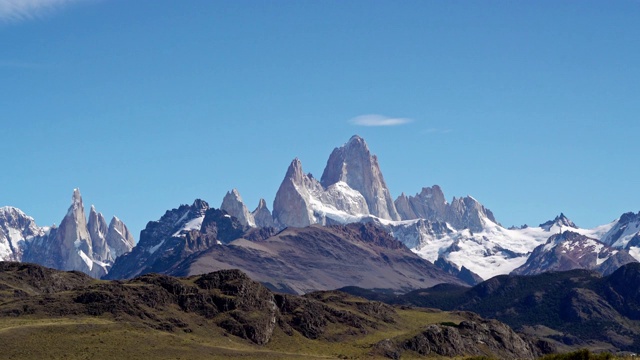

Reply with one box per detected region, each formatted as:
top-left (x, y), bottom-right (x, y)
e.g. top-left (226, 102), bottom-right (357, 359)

top-left (0, 261), bottom-right (543, 359)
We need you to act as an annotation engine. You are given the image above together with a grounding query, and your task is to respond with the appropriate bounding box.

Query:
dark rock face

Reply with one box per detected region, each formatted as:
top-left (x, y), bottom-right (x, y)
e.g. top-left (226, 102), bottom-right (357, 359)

top-left (320, 135), bottom-right (400, 221)
top-left (106, 200), bottom-right (250, 280)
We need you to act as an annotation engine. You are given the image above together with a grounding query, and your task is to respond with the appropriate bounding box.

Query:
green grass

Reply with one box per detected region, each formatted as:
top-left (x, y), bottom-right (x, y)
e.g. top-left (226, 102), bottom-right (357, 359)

top-left (0, 308), bottom-right (467, 359)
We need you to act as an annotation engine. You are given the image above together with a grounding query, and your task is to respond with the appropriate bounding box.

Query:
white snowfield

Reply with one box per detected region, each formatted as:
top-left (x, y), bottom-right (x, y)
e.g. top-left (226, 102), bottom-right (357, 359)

top-left (396, 215), bottom-right (619, 280)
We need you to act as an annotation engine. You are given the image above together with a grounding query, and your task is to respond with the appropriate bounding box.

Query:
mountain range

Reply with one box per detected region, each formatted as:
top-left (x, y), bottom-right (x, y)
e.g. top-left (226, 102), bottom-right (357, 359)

top-left (2, 135), bottom-right (640, 289)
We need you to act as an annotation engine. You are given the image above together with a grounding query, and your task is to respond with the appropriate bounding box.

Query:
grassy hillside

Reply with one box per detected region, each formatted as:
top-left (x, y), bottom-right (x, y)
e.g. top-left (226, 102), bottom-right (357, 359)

top-left (0, 262), bottom-right (494, 359)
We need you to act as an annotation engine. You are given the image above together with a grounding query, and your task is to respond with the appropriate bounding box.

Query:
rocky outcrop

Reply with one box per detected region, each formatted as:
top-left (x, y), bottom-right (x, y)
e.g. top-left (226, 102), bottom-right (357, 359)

top-left (372, 312), bottom-right (537, 359)
top-left (403, 314), bottom-right (537, 359)
top-left (220, 189), bottom-right (256, 227)
top-left (320, 135), bottom-right (400, 221)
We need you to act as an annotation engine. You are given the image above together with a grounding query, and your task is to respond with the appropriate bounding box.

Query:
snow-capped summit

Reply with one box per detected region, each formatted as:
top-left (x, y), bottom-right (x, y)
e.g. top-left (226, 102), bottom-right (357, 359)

top-left (512, 230), bottom-right (636, 276)
top-left (539, 213), bottom-right (578, 232)
top-left (320, 135), bottom-right (400, 221)
top-left (0, 206), bottom-right (46, 261)
top-left (600, 212), bottom-right (640, 250)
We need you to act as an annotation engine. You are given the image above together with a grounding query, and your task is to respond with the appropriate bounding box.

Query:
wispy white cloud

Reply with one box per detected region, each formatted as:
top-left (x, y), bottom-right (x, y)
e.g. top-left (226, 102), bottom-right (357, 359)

top-left (349, 114), bottom-right (413, 127)
top-left (0, 0), bottom-right (85, 23)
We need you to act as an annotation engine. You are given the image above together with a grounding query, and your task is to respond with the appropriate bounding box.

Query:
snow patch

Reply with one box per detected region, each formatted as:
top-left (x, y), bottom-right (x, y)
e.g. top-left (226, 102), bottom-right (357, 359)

top-left (148, 240), bottom-right (165, 255)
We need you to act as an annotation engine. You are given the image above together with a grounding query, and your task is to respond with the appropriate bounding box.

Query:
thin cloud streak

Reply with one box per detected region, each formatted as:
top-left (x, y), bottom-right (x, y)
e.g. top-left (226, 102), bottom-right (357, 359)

top-left (349, 114), bottom-right (413, 127)
top-left (0, 0), bottom-right (84, 22)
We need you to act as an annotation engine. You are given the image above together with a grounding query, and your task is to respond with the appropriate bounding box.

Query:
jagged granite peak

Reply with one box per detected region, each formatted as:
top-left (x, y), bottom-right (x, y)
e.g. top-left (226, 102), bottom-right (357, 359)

top-left (87, 205), bottom-right (110, 262)
top-left (105, 216), bottom-right (135, 259)
top-left (395, 185), bottom-right (448, 221)
top-left (0, 206), bottom-right (46, 261)
top-left (252, 198), bottom-right (275, 228)
top-left (446, 195), bottom-right (497, 233)
top-left (512, 231), bottom-right (637, 276)
top-left (221, 188), bottom-right (256, 227)
top-left (539, 213), bottom-right (578, 231)
top-left (320, 135), bottom-right (400, 221)
top-left (57, 188), bottom-right (96, 275)
top-left (273, 158), bottom-right (321, 228)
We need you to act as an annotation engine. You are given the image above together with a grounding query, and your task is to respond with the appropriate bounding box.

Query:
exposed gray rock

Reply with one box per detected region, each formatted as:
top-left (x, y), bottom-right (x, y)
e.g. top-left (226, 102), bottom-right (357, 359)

top-left (88, 205), bottom-right (110, 262)
top-left (221, 189), bottom-right (255, 227)
top-left (252, 198), bottom-right (274, 228)
top-left (272, 158), bottom-right (320, 228)
top-left (320, 135), bottom-right (400, 221)
top-left (394, 186), bottom-right (497, 233)
top-left (105, 216), bottom-right (135, 259)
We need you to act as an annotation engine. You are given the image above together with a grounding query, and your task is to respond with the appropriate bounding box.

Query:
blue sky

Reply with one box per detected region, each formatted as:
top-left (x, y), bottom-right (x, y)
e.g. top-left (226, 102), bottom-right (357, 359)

top-left (2, 0), bottom-right (639, 239)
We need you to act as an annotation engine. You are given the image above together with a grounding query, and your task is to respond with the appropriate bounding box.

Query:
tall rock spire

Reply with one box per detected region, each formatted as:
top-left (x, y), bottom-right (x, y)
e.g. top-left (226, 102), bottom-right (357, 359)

top-left (87, 205), bottom-right (110, 262)
top-left (56, 188), bottom-right (98, 275)
top-left (272, 158), bottom-right (319, 227)
top-left (320, 135), bottom-right (400, 221)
